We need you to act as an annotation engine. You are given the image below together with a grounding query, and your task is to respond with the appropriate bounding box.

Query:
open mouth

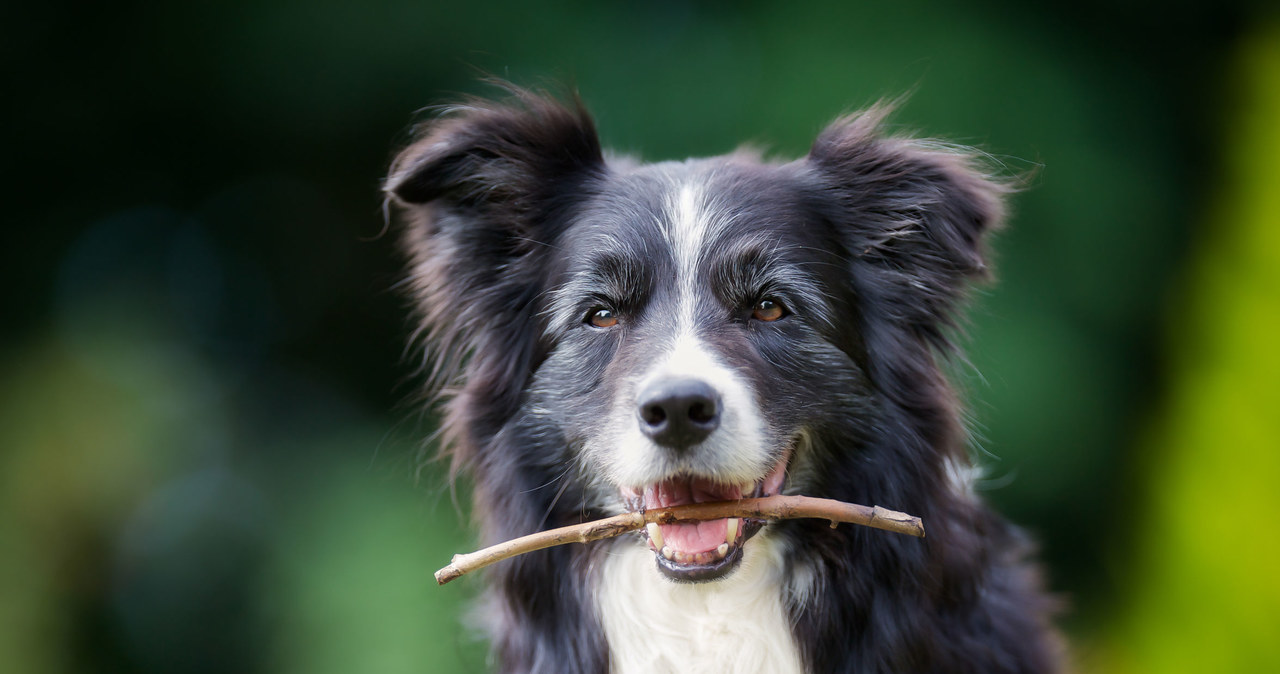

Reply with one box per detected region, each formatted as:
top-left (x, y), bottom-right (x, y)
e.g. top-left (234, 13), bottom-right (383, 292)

top-left (621, 447), bottom-right (791, 582)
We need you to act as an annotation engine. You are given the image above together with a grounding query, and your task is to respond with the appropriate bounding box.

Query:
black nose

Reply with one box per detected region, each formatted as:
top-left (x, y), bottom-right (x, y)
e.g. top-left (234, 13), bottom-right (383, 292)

top-left (636, 378), bottom-right (721, 450)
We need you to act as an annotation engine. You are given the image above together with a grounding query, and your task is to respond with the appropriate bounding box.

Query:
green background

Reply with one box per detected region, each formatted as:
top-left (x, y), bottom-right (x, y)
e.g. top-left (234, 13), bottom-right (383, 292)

top-left (3, 1), bottom-right (1278, 671)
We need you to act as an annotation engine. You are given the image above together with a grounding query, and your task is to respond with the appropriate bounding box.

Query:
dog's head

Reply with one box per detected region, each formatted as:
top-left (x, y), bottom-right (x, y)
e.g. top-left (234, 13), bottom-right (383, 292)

top-left (387, 87), bottom-right (1005, 582)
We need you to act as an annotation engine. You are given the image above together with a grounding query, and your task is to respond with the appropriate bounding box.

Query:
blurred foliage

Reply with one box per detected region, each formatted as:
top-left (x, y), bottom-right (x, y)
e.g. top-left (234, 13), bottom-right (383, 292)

top-left (1094, 21), bottom-right (1280, 672)
top-left (1, 1), bottom-right (1277, 672)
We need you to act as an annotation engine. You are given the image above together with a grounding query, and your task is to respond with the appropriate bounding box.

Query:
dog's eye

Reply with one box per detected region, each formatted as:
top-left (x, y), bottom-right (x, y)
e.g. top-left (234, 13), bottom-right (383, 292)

top-left (586, 307), bottom-right (619, 329)
top-left (751, 299), bottom-right (787, 322)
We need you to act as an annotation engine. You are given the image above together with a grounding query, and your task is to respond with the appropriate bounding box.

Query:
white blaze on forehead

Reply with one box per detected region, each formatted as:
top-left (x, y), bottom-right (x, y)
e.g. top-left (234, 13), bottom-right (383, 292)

top-left (596, 175), bottom-right (772, 489)
top-left (665, 181), bottom-right (713, 328)
top-left (669, 182), bottom-right (710, 278)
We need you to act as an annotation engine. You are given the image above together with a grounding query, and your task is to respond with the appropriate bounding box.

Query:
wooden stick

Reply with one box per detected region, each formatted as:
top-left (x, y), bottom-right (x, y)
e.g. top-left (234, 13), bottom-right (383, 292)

top-left (434, 495), bottom-right (924, 585)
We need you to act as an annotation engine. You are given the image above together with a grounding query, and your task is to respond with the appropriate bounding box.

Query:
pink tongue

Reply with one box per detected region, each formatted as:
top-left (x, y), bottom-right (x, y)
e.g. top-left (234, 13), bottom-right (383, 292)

top-left (643, 477), bottom-right (739, 554)
top-left (660, 519), bottom-right (729, 554)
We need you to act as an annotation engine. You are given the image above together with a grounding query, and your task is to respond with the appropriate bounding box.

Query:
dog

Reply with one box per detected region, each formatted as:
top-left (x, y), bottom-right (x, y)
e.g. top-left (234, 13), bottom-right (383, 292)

top-left (385, 85), bottom-right (1063, 673)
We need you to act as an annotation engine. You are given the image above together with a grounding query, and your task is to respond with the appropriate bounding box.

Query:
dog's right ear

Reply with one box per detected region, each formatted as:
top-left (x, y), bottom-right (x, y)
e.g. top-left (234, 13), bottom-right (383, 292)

top-left (385, 87), bottom-right (605, 211)
top-left (385, 88), bottom-right (605, 476)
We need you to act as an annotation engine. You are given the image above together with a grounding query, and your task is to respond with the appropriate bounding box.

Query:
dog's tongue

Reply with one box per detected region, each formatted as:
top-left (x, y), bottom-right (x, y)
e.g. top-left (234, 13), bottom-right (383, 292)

top-left (660, 519), bottom-right (730, 553)
top-left (644, 478), bottom-right (741, 554)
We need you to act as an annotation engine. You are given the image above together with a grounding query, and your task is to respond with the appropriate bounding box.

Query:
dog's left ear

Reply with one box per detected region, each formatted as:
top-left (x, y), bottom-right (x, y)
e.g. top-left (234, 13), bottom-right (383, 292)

top-left (806, 106), bottom-right (1010, 340)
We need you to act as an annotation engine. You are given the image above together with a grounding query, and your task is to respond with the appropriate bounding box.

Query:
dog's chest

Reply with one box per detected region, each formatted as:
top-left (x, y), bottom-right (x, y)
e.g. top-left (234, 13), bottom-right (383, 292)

top-left (596, 537), bottom-right (804, 674)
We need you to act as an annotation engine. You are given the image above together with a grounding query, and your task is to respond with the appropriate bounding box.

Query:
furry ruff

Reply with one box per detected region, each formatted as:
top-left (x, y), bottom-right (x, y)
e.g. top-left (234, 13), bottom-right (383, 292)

top-left (386, 84), bottom-right (1064, 673)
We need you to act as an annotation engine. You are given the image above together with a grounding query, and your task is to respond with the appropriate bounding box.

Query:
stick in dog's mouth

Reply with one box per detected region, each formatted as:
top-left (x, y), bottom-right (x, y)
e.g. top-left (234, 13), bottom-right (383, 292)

top-left (433, 495), bottom-right (924, 585)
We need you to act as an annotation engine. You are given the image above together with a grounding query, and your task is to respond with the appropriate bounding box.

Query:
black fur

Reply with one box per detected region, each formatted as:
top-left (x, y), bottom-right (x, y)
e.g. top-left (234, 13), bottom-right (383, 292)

top-left (386, 85), bottom-right (1063, 673)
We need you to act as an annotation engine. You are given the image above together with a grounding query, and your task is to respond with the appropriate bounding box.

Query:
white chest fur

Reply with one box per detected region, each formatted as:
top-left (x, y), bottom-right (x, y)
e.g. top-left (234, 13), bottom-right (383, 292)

top-left (596, 536), bottom-right (805, 674)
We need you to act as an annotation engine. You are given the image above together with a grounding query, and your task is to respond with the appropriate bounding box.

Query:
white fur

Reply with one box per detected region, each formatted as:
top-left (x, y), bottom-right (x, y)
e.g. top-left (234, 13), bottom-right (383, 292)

top-left (667, 181), bottom-right (712, 321)
top-left (945, 456), bottom-right (980, 501)
top-left (597, 536), bottom-right (804, 674)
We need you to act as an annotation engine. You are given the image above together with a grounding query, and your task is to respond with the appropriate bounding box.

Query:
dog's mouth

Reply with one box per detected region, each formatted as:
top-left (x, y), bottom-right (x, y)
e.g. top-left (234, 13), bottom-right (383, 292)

top-left (620, 447), bottom-right (791, 582)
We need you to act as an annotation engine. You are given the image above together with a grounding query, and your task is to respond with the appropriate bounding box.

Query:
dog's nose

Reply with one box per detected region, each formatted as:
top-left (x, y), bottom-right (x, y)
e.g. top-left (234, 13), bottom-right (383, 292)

top-left (636, 378), bottom-right (721, 450)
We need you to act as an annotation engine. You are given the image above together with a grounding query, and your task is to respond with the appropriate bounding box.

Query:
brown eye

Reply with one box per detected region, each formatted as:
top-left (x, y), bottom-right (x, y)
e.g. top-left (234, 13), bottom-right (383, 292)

top-left (587, 307), bottom-right (618, 328)
top-left (752, 299), bottom-right (786, 322)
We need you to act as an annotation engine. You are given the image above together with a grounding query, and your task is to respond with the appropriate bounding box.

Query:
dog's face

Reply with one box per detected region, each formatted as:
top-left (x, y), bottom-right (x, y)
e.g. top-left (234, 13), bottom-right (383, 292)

top-left (533, 160), bottom-right (874, 580)
top-left (387, 89), bottom-right (1002, 583)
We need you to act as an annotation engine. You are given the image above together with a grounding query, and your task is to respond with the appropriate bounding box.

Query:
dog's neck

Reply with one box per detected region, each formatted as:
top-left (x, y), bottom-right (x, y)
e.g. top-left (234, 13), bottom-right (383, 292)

top-left (596, 534), bottom-right (805, 674)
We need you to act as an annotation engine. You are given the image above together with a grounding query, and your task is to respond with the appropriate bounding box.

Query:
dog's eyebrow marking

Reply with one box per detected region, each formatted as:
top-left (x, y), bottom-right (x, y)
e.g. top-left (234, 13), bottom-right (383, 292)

top-left (579, 251), bottom-right (646, 287)
top-left (708, 240), bottom-right (836, 333)
top-left (543, 250), bottom-right (648, 335)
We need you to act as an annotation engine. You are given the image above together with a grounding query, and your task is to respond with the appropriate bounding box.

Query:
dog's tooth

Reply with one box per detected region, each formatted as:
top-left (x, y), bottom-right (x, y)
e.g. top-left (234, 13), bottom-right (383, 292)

top-left (740, 481), bottom-right (755, 495)
top-left (716, 543), bottom-right (729, 558)
top-left (646, 523), bottom-right (664, 549)
top-left (726, 517), bottom-right (739, 543)
top-left (661, 546), bottom-right (674, 560)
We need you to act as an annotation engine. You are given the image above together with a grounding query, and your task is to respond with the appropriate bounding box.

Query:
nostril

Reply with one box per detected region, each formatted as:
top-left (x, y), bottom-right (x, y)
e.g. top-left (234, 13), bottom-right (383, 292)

top-left (642, 403), bottom-right (668, 427)
top-left (688, 400), bottom-right (716, 425)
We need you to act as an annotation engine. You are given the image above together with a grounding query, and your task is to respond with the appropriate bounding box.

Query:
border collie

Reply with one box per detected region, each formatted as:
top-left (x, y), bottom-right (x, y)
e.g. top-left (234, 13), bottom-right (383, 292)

top-left (386, 85), bottom-right (1063, 673)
